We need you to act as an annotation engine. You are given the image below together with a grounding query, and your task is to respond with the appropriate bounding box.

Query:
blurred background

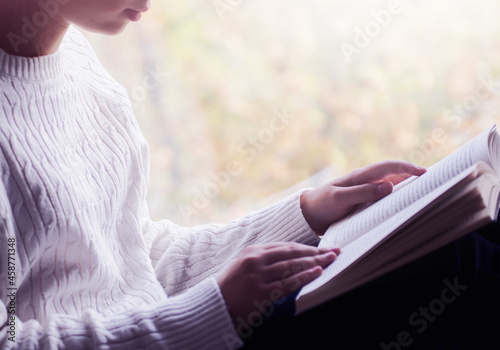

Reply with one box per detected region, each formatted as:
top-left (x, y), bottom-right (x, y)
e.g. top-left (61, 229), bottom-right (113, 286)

top-left (83, 0), bottom-right (500, 225)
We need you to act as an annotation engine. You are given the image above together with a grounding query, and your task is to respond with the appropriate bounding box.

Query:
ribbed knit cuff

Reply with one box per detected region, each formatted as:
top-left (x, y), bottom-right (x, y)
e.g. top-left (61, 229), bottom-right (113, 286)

top-left (154, 277), bottom-right (242, 350)
top-left (295, 188), bottom-right (322, 244)
top-left (89, 277), bottom-right (242, 350)
top-left (252, 188), bottom-right (321, 246)
top-left (5, 278), bottom-right (240, 350)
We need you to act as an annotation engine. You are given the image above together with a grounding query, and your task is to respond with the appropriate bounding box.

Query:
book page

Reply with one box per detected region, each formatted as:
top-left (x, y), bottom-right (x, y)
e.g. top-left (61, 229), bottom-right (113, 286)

top-left (353, 173), bottom-right (498, 280)
top-left (297, 164), bottom-right (484, 307)
top-left (297, 191), bottom-right (495, 315)
top-left (329, 176), bottom-right (498, 307)
top-left (487, 125), bottom-right (500, 176)
top-left (321, 125), bottom-right (497, 249)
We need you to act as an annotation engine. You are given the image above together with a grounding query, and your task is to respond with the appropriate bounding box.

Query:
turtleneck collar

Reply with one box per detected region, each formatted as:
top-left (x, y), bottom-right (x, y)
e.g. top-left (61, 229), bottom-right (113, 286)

top-left (0, 38), bottom-right (65, 81)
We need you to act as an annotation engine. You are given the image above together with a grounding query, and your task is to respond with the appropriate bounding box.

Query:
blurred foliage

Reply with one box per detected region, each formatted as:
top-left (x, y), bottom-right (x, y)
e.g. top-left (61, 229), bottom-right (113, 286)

top-left (83, 0), bottom-right (500, 225)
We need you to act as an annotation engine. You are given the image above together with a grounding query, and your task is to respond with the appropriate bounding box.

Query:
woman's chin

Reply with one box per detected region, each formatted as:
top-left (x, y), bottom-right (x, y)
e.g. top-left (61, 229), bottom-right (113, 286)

top-left (78, 20), bottom-right (130, 36)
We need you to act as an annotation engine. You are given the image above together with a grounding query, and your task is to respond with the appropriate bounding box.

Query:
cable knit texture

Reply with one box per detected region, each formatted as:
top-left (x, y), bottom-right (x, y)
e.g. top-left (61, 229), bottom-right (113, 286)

top-left (0, 26), bottom-right (320, 349)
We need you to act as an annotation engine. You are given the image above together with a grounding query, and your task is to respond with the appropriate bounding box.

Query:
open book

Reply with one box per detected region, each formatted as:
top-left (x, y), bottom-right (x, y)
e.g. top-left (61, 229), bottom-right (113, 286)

top-left (295, 125), bottom-right (500, 314)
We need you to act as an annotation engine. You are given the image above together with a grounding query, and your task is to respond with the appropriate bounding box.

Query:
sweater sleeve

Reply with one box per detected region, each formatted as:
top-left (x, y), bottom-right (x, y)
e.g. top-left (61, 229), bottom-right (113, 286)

top-left (0, 182), bottom-right (243, 350)
top-left (0, 188), bottom-right (319, 350)
top-left (143, 189), bottom-right (320, 296)
top-left (0, 279), bottom-right (242, 349)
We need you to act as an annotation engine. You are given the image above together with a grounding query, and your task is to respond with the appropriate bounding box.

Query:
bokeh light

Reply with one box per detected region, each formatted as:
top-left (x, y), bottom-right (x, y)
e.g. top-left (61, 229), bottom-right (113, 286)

top-left (83, 0), bottom-right (500, 225)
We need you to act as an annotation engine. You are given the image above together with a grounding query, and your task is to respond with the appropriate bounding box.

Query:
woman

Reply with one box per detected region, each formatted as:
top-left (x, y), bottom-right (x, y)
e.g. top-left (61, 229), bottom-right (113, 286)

top-left (0, 1), bottom-right (427, 348)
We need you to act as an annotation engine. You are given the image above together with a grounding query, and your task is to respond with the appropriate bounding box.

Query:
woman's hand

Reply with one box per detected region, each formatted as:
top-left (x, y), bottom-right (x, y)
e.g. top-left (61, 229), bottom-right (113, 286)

top-left (300, 160), bottom-right (426, 235)
top-left (217, 242), bottom-right (340, 330)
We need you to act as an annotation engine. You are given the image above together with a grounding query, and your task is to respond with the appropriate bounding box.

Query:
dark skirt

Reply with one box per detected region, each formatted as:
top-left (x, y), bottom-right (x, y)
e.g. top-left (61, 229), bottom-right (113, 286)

top-left (242, 220), bottom-right (500, 350)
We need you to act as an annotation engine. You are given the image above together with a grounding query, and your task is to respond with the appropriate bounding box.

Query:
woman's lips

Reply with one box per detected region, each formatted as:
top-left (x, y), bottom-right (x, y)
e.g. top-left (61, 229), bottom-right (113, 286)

top-left (125, 8), bottom-right (143, 22)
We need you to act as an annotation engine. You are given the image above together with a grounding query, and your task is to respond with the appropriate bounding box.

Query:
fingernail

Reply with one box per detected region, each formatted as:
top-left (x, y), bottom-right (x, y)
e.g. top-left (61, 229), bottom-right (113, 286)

top-left (320, 248), bottom-right (340, 255)
top-left (311, 266), bottom-right (323, 275)
top-left (377, 182), bottom-right (392, 195)
top-left (323, 251), bottom-right (336, 260)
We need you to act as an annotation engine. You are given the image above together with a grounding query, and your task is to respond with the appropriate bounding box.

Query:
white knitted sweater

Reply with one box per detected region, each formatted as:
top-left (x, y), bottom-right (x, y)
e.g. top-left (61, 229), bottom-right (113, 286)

top-left (0, 26), bottom-right (319, 349)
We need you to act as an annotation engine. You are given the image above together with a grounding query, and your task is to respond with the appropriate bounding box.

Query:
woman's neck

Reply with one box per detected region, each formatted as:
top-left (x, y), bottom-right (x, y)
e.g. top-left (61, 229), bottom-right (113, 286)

top-left (0, 1), bottom-right (69, 57)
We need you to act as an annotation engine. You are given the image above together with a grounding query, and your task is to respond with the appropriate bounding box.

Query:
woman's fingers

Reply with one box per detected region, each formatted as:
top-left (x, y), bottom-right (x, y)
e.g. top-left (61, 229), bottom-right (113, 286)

top-left (275, 265), bottom-right (324, 294)
top-left (262, 250), bottom-right (339, 283)
top-left (329, 181), bottom-right (394, 208)
top-left (259, 242), bottom-right (339, 265)
top-left (217, 242), bottom-right (341, 325)
top-left (334, 161), bottom-right (426, 187)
